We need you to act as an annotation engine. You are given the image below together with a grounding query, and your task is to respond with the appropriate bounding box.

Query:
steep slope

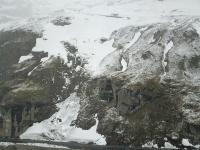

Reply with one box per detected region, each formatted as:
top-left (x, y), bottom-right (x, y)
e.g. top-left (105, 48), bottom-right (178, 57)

top-left (0, 0), bottom-right (200, 149)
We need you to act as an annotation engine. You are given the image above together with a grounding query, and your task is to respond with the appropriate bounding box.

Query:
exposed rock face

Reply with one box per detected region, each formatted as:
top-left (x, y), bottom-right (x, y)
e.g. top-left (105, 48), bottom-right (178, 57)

top-left (0, 30), bottom-right (39, 80)
top-left (0, 30), bottom-right (67, 138)
top-left (75, 19), bottom-right (200, 148)
top-left (0, 28), bottom-right (91, 138)
top-left (51, 16), bottom-right (71, 26)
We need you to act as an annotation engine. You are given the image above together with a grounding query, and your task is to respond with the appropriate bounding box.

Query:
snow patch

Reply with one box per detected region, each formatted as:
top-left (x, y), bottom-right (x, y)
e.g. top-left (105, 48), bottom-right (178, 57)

top-left (65, 78), bottom-right (70, 85)
top-left (32, 23), bottom-right (68, 61)
top-left (20, 93), bottom-right (106, 145)
top-left (28, 65), bottom-right (39, 76)
top-left (182, 139), bottom-right (193, 147)
top-left (195, 144), bottom-right (200, 149)
top-left (32, 19), bottom-right (116, 76)
top-left (163, 142), bottom-right (178, 149)
top-left (142, 141), bottom-right (158, 148)
top-left (18, 54), bottom-right (33, 63)
top-left (162, 40), bottom-right (173, 76)
top-left (121, 57), bottom-right (127, 71)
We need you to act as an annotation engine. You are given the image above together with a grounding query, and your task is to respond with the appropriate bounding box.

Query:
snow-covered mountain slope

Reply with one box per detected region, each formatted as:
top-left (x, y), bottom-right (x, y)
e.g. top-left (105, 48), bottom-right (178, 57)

top-left (0, 0), bottom-right (200, 148)
top-left (1, 0), bottom-right (200, 75)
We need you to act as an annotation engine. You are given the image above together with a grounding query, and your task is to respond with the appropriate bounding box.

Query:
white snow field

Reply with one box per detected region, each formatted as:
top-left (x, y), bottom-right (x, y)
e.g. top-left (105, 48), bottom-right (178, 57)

top-left (18, 54), bottom-right (34, 63)
top-left (1, 0), bottom-right (200, 75)
top-left (20, 93), bottom-right (106, 145)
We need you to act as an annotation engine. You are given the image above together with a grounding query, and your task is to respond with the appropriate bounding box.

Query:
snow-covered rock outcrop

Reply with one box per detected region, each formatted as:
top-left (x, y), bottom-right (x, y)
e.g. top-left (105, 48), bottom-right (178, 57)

top-left (74, 18), bottom-right (200, 148)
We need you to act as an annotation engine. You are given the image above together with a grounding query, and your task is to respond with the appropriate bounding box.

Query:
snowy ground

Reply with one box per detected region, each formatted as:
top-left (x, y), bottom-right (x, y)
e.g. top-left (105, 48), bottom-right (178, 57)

top-left (20, 93), bottom-right (106, 145)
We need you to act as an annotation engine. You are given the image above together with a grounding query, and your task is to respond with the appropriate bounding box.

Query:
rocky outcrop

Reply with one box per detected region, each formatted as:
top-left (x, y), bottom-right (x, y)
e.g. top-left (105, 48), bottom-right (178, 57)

top-left (0, 30), bottom-right (67, 138)
top-left (51, 16), bottom-right (71, 26)
top-left (0, 28), bottom-right (92, 138)
top-left (75, 19), bottom-right (200, 148)
top-left (0, 30), bottom-right (39, 81)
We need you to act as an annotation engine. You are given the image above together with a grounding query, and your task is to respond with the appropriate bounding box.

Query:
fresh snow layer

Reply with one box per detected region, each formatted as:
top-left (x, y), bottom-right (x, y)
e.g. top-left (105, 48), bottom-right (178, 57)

top-left (20, 93), bottom-right (106, 145)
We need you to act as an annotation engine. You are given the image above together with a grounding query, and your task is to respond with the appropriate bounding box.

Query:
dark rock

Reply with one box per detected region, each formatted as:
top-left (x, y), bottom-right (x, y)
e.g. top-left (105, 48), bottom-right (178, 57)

top-left (0, 30), bottom-right (39, 80)
top-left (51, 16), bottom-right (71, 26)
top-left (0, 30), bottom-right (66, 138)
